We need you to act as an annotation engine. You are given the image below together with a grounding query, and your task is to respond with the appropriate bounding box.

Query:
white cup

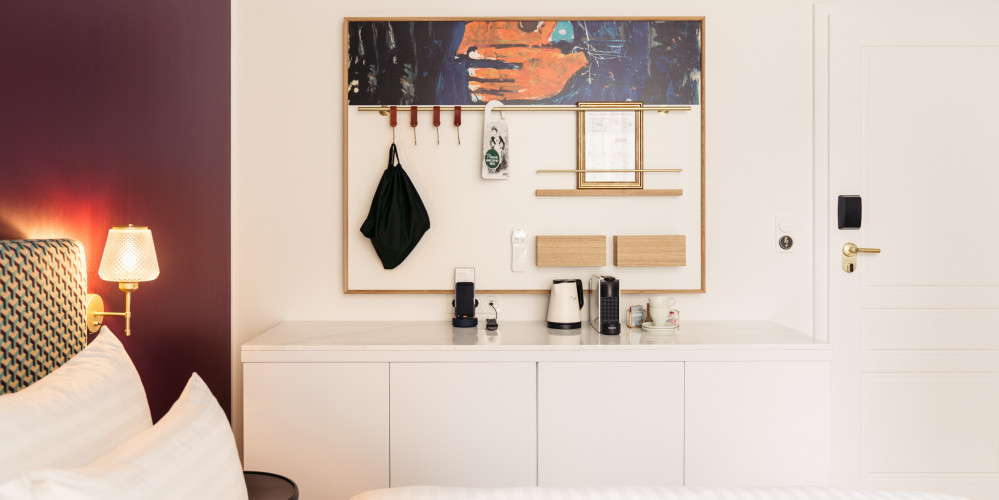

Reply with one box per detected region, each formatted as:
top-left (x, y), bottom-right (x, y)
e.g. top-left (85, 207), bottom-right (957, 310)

top-left (648, 306), bottom-right (670, 327)
top-left (648, 296), bottom-right (676, 308)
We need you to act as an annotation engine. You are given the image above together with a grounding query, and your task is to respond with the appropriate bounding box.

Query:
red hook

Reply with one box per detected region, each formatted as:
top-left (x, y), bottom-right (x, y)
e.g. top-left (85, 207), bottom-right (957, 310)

top-left (433, 106), bottom-right (441, 145)
top-left (389, 106), bottom-right (397, 143)
top-left (410, 106), bottom-right (418, 145)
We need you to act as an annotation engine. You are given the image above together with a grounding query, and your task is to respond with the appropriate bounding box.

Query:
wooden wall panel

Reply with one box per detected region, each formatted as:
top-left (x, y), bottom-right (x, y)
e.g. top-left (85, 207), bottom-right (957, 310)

top-left (614, 235), bottom-right (686, 267)
top-left (537, 236), bottom-right (607, 267)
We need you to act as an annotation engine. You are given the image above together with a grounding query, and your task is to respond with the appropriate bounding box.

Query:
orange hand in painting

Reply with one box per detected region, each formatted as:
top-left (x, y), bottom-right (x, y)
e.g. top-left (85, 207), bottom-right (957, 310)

top-left (457, 21), bottom-right (588, 102)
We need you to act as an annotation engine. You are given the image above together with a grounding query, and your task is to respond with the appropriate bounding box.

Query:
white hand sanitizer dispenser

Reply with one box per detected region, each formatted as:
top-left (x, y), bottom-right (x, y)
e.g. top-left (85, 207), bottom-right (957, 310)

top-left (511, 229), bottom-right (527, 272)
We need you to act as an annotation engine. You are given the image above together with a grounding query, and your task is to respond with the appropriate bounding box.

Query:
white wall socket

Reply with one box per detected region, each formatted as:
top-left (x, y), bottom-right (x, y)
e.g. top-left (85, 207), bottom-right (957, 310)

top-left (478, 296), bottom-right (502, 315)
top-left (444, 294), bottom-right (501, 316)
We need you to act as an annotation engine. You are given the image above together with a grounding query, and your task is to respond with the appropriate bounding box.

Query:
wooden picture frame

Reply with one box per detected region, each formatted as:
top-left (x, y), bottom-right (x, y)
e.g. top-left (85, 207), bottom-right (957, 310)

top-left (577, 101), bottom-right (644, 189)
top-left (343, 18), bottom-right (706, 294)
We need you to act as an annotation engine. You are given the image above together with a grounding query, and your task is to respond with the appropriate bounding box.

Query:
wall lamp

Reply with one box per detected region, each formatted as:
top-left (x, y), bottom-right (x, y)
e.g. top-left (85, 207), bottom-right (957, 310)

top-left (85, 225), bottom-right (160, 336)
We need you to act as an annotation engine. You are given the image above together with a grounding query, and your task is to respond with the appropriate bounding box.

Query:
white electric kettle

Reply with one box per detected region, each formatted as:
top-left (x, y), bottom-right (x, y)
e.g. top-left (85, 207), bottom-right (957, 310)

top-left (547, 279), bottom-right (584, 329)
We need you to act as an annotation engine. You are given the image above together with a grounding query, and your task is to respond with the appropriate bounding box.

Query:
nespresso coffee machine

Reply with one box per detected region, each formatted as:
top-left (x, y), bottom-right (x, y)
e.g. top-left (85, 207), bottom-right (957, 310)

top-left (588, 275), bottom-right (620, 335)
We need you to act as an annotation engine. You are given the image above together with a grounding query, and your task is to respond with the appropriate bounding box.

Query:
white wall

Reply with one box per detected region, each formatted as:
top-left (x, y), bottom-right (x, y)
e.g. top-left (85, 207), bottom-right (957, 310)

top-left (232, 0), bottom-right (814, 451)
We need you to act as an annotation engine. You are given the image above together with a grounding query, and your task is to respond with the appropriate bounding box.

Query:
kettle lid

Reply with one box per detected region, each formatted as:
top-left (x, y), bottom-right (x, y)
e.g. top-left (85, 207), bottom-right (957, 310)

top-left (553, 279), bottom-right (577, 284)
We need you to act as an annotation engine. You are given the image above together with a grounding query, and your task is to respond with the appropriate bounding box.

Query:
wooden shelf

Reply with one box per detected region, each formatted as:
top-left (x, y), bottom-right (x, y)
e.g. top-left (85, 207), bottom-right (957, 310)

top-left (536, 169), bottom-right (682, 173)
top-left (536, 189), bottom-right (683, 197)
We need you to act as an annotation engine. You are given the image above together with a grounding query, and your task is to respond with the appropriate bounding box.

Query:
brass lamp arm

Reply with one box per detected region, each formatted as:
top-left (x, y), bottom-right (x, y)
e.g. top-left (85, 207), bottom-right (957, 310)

top-left (95, 311), bottom-right (128, 318)
top-left (86, 286), bottom-right (136, 336)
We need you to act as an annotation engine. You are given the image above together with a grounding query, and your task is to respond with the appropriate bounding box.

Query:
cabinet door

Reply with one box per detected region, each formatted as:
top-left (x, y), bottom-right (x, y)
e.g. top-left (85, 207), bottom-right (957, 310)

top-left (537, 362), bottom-right (684, 487)
top-left (244, 363), bottom-right (389, 500)
top-left (390, 362), bottom-right (536, 487)
top-left (685, 361), bottom-right (830, 486)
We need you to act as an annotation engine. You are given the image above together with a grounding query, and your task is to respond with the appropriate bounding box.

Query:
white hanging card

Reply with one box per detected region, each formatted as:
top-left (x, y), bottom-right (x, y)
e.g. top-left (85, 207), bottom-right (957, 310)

top-left (481, 101), bottom-right (510, 179)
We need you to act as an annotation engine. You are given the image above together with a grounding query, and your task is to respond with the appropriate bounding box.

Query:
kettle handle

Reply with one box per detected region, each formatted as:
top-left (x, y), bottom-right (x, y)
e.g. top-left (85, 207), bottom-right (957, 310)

top-left (575, 279), bottom-right (584, 309)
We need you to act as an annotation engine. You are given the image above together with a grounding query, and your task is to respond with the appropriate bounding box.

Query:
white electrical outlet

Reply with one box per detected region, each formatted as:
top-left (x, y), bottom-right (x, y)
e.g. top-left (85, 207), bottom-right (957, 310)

top-left (447, 294), bottom-right (501, 316)
top-left (478, 296), bottom-right (502, 315)
top-left (775, 217), bottom-right (795, 253)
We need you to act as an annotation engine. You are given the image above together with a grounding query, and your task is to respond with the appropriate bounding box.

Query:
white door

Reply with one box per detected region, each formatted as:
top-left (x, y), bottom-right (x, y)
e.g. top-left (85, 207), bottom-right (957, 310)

top-left (818, 4), bottom-right (999, 499)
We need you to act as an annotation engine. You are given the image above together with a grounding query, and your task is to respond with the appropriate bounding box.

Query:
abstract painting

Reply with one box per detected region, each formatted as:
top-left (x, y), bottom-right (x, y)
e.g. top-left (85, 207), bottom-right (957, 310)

top-left (346, 19), bottom-right (702, 106)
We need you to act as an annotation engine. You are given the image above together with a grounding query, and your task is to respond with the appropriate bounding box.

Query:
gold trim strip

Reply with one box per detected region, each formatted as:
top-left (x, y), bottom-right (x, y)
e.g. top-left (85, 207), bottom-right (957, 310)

top-left (358, 105), bottom-right (691, 113)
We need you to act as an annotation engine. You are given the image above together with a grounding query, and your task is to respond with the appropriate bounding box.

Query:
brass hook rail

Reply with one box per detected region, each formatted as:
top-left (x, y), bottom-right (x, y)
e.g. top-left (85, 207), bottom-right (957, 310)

top-left (358, 104), bottom-right (692, 114)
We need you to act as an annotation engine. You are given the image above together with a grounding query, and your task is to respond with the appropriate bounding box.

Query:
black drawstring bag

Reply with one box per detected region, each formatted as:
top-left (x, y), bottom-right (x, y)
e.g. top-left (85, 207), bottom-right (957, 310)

top-left (360, 144), bottom-right (431, 269)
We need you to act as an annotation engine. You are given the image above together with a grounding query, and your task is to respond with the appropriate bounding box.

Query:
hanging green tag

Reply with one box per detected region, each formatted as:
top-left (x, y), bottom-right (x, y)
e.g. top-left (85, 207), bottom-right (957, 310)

top-left (481, 101), bottom-right (510, 179)
top-left (484, 149), bottom-right (500, 170)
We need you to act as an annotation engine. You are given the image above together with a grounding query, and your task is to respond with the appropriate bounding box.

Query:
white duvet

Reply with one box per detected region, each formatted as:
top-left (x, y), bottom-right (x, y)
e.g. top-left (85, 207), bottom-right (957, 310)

top-left (351, 486), bottom-right (970, 500)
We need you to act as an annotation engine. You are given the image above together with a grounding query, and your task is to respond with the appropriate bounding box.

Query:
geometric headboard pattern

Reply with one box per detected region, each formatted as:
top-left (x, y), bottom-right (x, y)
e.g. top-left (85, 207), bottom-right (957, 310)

top-left (0, 239), bottom-right (88, 394)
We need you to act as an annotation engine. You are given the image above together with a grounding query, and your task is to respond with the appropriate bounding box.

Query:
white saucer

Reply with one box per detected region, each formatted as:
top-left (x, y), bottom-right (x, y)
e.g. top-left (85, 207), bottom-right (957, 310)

top-left (642, 322), bottom-right (678, 332)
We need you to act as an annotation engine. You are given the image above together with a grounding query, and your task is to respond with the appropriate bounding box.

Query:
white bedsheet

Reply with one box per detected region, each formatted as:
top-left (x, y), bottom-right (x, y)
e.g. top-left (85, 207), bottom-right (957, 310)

top-left (351, 486), bottom-right (970, 500)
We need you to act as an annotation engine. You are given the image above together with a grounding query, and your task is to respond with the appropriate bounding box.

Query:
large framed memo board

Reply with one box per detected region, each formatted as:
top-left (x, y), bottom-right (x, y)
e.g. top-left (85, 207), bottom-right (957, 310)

top-left (343, 18), bottom-right (704, 294)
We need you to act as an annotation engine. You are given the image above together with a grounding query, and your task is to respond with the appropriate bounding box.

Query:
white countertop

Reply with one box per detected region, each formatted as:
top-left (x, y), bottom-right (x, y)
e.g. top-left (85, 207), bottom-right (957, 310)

top-left (242, 321), bottom-right (829, 363)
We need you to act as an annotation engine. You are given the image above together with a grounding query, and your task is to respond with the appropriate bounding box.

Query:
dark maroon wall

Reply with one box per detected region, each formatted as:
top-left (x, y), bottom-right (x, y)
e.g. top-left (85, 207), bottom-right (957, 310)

top-left (0, 1), bottom-right (231, 420)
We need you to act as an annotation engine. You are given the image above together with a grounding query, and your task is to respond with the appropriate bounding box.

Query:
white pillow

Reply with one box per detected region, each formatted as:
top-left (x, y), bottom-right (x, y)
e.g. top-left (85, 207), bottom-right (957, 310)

top-left (0, 326), bottom-right (152, 483)
top-left (0, 373), bottom-right (248, 500)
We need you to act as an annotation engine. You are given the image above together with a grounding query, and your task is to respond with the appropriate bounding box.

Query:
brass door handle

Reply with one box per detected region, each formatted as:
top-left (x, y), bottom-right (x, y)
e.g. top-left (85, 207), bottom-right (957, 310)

top-left (842, 242), bottom-right (880, 273)
top-left (843, 243), bottom-right (881, 256)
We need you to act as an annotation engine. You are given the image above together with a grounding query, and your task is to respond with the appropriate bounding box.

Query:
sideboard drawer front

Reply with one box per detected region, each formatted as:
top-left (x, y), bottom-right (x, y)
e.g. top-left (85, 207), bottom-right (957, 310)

top-left (390, 362), bottom-right (537, 488)
top-left (538, 361), bottom-right (684, 487)
top-left (244, 362), bottom-right (389, 500)
top-left (685, 361), bottom-right (830, 487)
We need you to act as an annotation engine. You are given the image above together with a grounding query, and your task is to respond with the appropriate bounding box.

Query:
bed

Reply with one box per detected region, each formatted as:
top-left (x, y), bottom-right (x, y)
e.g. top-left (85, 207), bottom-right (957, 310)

top-left (351, 486), bottom-right (971, 500)
top-left (0, 239), bottom-right (247, 500)
top-left (0, 239), bottom-right (971, 500)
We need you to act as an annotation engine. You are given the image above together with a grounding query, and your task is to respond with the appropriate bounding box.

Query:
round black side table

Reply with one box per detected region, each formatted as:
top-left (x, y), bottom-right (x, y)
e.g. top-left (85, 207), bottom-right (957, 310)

top-left (243, 471), bottom-right (299, 500)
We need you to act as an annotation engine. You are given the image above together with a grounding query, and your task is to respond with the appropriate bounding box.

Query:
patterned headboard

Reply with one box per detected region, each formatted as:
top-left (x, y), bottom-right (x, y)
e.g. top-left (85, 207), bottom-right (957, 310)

top-left (0, 239), bottom-right (88, 394)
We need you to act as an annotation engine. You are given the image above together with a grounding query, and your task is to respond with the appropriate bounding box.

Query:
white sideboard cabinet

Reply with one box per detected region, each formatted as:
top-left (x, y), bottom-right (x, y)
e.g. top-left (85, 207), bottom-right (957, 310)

top-left (242, 321), bottom-right (831, 500)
